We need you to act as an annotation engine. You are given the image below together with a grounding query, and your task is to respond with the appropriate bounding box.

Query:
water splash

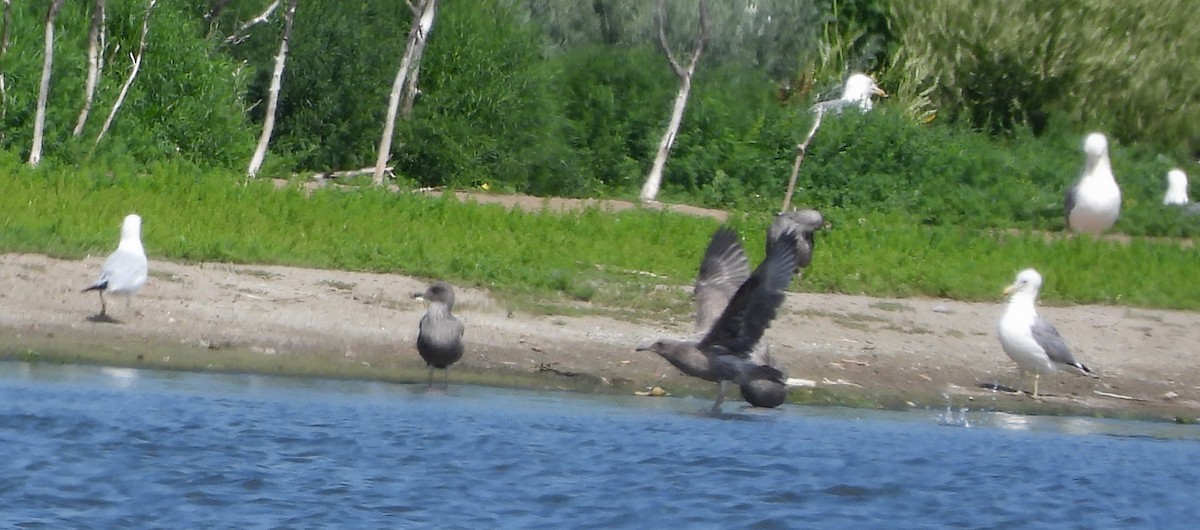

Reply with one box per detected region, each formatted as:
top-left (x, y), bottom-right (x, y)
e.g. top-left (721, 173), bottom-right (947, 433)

top-left (936, 393), bottom-right (971, 427)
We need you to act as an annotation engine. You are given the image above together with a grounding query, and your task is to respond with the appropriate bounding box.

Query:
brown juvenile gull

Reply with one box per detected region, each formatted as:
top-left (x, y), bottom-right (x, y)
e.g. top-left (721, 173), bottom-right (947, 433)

top-left (740, 209), bottom-right (826, 407)
top-left (637, 226), bottom-right (800, 413)
top-left (81, 214), bottom-right (148, 320)
top-left (996, 268), bottom-right (1095, 399)
top-left (1064, 132), bottom-right (1121, 236)
top-left (413, 281), bottom-right (465, 387)
top-left (810, 73), bottom-right (887, 115)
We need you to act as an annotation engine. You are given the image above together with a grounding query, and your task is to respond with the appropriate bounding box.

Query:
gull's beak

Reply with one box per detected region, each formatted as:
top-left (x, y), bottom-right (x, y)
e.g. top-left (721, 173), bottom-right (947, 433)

top-left (873, 85), bottom-right (887, 97)
top-left (1002, 283), bottom-right (1016, 297)
top-left (635, 342), bottom-right (653, 352)
top-left (412, 291), bottom-right (426, 300)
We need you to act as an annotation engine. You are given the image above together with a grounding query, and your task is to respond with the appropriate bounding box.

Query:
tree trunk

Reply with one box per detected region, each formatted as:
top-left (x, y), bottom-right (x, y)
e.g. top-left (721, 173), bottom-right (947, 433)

top-left (30, 0), bottom-right (65, 168)
top-left (400, 0), bottom-right (438, 119)
top-left (95, 0), bottom-right (157, 148)
top-left (74, 0), bottom-right (107, 137)
top-left (639, 0), bottom-right (708, 203)
top-left (641, 76), bottom-right (694, 202)
top-left (248, 0), bottom-right (298, 177)
top-left (780, 111), bottom-right (824, 212)
top-left (373, 0), bottom-right (438, 185)
top-left (0, 0), bottom-right (12, 129)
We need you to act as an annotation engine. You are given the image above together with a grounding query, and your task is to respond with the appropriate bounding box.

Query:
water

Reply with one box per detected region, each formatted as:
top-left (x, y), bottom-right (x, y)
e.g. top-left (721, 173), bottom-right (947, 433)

top-left (2, 362), bottom-right (1198, 529)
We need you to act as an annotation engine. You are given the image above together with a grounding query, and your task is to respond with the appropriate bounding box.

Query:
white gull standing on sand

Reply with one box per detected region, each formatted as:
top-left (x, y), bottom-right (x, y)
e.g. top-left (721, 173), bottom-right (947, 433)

top-left (996, 268), bottom-right (1095, 398)
top-left (1064, 132), bottom-right (1121, 236)
top-left (82, 214), bottom-right (148, 319)
top-left (810, 73), bottom-right (887, 115)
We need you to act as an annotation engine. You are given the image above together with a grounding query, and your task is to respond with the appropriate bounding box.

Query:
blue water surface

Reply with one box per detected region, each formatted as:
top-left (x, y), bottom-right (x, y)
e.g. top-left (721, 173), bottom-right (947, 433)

top-left (1, 361), bottom-right (1197, 529)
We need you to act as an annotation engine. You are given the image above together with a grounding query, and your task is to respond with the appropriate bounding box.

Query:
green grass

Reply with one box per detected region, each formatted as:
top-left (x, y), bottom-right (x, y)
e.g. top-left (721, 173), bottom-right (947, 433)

top-left (1, 157), bottom-right (1197, 312)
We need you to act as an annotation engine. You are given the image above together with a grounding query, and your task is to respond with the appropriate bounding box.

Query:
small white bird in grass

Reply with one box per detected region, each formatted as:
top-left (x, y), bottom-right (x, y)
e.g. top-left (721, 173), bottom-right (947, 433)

top-left (1163, 168), bottom-right (1190, 206)
top-left (82, 214), bottom-right (148, 320)
top-left (996, 269), bottom-right (1095, 399)
top-left (810, 73), bottom-right (887, 115)
top-left (1064, 132), bottom-right (1121, 236)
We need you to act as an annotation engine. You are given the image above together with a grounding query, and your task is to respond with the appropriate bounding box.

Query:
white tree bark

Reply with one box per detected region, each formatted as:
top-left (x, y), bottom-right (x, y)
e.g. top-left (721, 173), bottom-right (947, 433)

top-left (780, 110), bottom-right (824, 212)
top-left (400, 0), bottom-right (437, 119)
top-left (373, 0), bottom-right (438, 186)
top-left (95, 0), bottom-right (157, 148)
top-left (224, 0), bottom-right (281, 46)
top-left (248, 0), bottom-right (299, 177)
top-left (74, 0), bottom-right (107, 137)
top-left (640, 0), bottom-right (709, 203)
top-left (0, 0), bottom-right (12, 127)
top-left (30, 0), bottom-right (65, 168)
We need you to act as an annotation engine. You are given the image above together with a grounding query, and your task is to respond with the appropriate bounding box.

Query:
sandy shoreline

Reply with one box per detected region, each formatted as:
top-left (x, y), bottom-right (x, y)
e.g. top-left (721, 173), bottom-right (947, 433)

top-left (3, 252), bottom-right (1199, 422)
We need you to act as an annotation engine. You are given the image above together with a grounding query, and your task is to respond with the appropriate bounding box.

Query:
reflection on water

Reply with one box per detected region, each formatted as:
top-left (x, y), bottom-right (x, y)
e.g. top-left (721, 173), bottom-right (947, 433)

top-left (1, 361), bottom-right (1198, 528)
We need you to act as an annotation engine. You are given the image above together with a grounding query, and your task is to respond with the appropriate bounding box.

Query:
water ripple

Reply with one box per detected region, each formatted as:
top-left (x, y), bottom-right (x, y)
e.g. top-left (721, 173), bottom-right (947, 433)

top-left (1, 362), bottom-right (1199, 528)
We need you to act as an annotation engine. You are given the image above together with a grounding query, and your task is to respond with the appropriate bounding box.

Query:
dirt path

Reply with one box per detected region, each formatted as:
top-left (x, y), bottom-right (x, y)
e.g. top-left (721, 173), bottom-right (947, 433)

top-left (3, 250), bottom-right (1199, 421)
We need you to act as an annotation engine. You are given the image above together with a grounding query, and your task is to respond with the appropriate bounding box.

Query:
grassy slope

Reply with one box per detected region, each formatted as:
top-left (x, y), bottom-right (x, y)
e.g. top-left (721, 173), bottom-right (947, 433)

top-left (1, 157), bottom-right (1197, 313)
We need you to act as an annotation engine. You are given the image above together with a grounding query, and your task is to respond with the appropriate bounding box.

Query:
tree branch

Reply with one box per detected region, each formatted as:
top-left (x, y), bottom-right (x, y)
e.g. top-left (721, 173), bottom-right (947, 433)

top-left (224, 0), bottom-right (280, 45)
top-left (95, 0), bottom-right (156, 148)
top-left (656, 0), bottom-right (683, 78)
top-left (781, 110), bottom-right (825, 212)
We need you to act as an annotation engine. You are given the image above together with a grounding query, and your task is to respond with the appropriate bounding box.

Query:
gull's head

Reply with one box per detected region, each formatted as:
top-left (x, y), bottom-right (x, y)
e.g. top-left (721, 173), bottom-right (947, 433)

top-left (120, 214), bottom-right (142, 242)
top-left (842, 73), bottom-right (886, 109)
top-left (1164, 168), bottom-right (1190, 205)
top-left (1083, 132), bottom-right (1109, 159)
top-left (1003, 268), bottom-right (1043, 298)
top-left (413, 281), bottom-right (457, 307)
top-left (636, 338), bottom-right (684, 360)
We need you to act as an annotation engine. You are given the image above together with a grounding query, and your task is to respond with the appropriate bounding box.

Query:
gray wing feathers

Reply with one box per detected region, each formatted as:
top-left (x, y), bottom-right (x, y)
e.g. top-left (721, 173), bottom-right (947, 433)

top-left (1030, 317), bottom-right (1087, 371)
top-left (417, 308), bottom-right (464, 368)
top-left (1064, 184), bottom-right (1079, 220)
top-left (699, 230), bottom-right (800, 356)
top-left (810, 98), bottom-right (852, 115)
top-left (694, 228), bottom-right (751, 333)
top-left (99, 248), bottom-right (147, 291)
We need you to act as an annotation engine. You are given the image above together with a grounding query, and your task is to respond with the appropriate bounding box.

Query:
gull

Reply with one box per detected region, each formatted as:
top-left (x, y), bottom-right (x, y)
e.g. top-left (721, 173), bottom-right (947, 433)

top-left (1162, 168), bottom-right (1200, 214)
top-left (82, 214), bottom-right (148, 320)
top-left (996, 269), bottom-right (1095, 398)
top-left (1163, 168), bottom-right (1189, 206)
top-left (810, 73), bottom-right (887, 115)
top-left (413, 281), bottom-right (465, 387)
top-left (637, 226), bottom-right (800, 413)
top-left (740, 210), bottom-right (825, 408)
top-left (1064, 132), bottom-right (1121, 236)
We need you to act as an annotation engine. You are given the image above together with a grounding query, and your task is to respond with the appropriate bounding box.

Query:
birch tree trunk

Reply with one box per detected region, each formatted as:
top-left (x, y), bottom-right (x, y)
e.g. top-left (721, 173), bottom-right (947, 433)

top-left (373, 0), bottom-right (438, 185)
top-left (400, 0), bottom-right (438, 119)
top-left (0, 0), bottom-right (12, 127)
top-left (74, 0), bottom-right (107, 137)
top-left (639, 0), bottom-right (709, 203)
top-left (95, 0), bottom-right (157, 148)
top-left (30, 0), bottom-right (65, 168)
top-left (247, 0), bottom-right (298, 177)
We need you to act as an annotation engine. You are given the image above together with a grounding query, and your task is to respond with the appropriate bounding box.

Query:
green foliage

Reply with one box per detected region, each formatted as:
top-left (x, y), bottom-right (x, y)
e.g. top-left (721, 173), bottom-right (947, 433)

top-left (0, 0), bottom-right (253, 167)
top-left (1, 161), bottom-right (1198, 312)
top-left (229, 0), bottom-right (411, 171)
top-left (554, 45), bottom-right (674, 193)
top-left (891, 0), bottom-right (1200, 155)
top-left (393, 2), bottom-right (583, 196)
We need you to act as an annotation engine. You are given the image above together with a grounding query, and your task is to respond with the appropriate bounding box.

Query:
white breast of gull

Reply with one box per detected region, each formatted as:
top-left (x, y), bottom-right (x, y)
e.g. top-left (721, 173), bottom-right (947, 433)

top-left (1064, 132), bottom-right (1121, 236)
